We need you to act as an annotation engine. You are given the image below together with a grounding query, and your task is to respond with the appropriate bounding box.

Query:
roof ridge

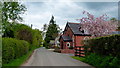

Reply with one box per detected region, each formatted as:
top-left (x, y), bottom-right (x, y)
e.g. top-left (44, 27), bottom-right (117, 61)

top-left (67, 22), bottom-right (80, 24)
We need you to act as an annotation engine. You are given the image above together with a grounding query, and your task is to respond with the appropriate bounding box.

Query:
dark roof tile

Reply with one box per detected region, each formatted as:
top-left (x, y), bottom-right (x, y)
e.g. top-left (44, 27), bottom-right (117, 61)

top-left (62, 35), bottom-right (72, 41)
top-left (67, 22), bottom-right (91, 36)
top-left (111, 31), bottom-right (120, 34)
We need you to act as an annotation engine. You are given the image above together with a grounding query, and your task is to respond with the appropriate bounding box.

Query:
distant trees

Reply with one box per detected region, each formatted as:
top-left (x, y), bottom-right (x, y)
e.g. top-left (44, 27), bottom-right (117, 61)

top-left (110, 18), bottom-right (120, 30)
top-left (41, 24), bottom-right (48, 40)
top-left (43, 16), bottom-right (60, 48)
top-left (32, 29), bottom-right (43, 47)
top-left (42, 24), bottom-right (48, 31)
top-left (14, 24), bottom-right (33, 43)
top-left (13, 23), bottom-right (43, 47)
top-left (77, 11), bottom-right (118, 37)
top-left (110, 18), bottom-right (117, 22)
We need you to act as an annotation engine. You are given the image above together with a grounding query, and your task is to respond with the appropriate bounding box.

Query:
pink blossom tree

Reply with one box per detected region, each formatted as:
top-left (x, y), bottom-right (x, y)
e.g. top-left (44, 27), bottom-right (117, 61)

top-left (77, 11), bottom-right (118, 37)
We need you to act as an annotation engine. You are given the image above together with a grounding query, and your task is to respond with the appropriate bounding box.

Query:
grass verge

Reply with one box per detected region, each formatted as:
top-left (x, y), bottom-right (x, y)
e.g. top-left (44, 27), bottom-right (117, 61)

top-left (3, 46), bottom-right (38, 67)
top-left (71, 56), bottom-right (85, 62)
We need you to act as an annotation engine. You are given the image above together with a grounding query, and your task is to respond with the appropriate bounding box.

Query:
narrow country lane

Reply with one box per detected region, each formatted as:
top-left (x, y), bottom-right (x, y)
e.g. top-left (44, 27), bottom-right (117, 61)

top-left (22, 47), bottom-right (93, 67)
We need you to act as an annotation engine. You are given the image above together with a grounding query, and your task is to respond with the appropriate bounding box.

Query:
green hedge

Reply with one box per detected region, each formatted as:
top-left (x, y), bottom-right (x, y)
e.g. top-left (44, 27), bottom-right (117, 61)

top-left (32, 29), bottom-right (43, 48)
top-left (84, 34), bottom-right (120, 58)
top-left (2, 38), bottom-right (30, 64)
top-left (84, 53), bottom-right (120, 68)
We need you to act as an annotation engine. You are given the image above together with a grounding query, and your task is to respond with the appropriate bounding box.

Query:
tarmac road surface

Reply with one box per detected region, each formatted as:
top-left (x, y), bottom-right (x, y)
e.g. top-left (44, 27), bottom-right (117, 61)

top-left (22, 47), bottom-right (93, 67)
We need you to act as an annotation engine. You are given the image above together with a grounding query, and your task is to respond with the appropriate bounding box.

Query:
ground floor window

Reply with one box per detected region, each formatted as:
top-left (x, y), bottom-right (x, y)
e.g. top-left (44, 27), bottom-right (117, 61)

top-left (66, 42), bottom-right (70, 47)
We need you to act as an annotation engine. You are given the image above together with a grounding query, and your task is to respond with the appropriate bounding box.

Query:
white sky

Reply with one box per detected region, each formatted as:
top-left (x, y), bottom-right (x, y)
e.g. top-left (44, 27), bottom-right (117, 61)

top-left (21, 0), bottom-right (119, 31)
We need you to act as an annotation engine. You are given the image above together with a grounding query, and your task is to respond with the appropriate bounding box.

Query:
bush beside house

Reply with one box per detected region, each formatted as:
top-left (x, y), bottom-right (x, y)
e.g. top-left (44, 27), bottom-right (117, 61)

top-left (84, 34), bottom-right (120, 58)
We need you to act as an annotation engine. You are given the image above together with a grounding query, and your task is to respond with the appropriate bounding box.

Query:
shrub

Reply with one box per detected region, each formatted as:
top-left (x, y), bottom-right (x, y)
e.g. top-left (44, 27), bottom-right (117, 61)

top-left (54, 46), bottom-right (61, 53)
top-left (53, 49), bottom-right (61, 53)
top-left (100, 56), bottom-right (113, 67)
top-left (82, 35), bottom-right (120, 67)
top-left (84, 53), bottom-right (103, 66)
top-left (32, 29), bottom-right (43, 48)
top-left (83, 53), bottom-right (120, 68)
top-left (2, 38), bottom-right (30, 64)
top-left (2, 45), bottom-right (14, 64)
top-left (109, 57), bottom-right (120, 68)
top-left (43, 42), bottom-right (50, 49)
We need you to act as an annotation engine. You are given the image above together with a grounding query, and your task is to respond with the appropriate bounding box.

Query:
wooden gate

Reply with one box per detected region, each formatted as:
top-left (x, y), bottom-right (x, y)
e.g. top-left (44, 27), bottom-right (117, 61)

top-left (74, 46), bottom-right (85, 57)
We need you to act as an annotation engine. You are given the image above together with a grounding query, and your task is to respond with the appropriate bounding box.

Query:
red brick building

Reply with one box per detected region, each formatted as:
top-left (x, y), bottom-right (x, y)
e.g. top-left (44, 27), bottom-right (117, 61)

top-left (59, 22), bottom-right (91, 54)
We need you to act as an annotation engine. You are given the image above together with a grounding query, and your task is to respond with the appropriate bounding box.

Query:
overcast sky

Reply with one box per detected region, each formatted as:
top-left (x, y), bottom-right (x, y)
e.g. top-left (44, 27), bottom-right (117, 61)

top-left (21, 0), bottom-right (119, 31)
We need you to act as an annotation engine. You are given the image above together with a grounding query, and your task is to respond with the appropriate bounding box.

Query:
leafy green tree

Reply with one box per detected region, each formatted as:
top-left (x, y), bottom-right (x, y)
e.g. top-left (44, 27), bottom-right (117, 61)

top-left (110, 18), bottom-right (117, 22)
top-left (2, 22), bottom-right (15, 37)
top-left (14, 24), bottom-right (33, 44)
top-left (42, 24), bottom-right (48, 31)
top-left (2, 2), bottom-right (26, 23)
top-left (0, 2), bottom-right (2, 36)
top-left (32, 29), bottom-right (43, 47)
top-left (41, 24), bottom-right (48, 40)
top-left (0, 2), bottom-right (2, 66)
top-left (110, 18), bottom-right (120, 30)
top-left (44, 16), bottom-right (60, 48)
top-left (14, 23), bottom-right (43, 47)
top-left (2, 2), bottom-right (26, 37)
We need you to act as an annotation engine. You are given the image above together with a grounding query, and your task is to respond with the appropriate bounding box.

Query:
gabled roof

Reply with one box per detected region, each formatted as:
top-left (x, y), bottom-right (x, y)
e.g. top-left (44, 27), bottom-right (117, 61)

top-left (60, 35), bottom-right (72, 42)
top-left (67, 22), bottom-right (91, 36)
top-left (111, 31), bottom-right (120, 34)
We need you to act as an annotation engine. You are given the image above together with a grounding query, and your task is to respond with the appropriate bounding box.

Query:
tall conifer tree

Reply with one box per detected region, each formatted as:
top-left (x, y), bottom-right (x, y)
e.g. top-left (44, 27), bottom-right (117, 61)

top-left (44, 16), bottom-right (60, 48)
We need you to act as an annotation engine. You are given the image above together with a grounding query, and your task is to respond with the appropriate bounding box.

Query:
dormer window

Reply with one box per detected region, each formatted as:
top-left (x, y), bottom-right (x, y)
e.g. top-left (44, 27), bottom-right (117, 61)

top-left (81, 30), bottom-right (84, 33)
top-left (79, 27), bottom-right (84, 33)
top-left (79, 27), bottom-right (81, 29)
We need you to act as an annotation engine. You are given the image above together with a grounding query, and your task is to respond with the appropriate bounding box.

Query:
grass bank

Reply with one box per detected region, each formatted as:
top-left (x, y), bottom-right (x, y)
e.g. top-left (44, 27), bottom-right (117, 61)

top-left (71, 56), bottom-right (85, 62)
top-left (72, 53), bottom-right (120, 68)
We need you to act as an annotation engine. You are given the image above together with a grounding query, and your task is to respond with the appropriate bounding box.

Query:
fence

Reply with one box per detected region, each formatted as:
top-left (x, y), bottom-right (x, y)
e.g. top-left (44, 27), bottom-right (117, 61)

top-left (74, 46), bottom-right (85, 57)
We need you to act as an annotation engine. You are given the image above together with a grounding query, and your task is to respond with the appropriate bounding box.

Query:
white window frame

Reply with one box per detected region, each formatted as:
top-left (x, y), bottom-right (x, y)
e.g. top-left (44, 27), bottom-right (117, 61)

top-left (83, 37), bottom-right (90, 40)
top-left (66, 42), bottom-right (70, 47)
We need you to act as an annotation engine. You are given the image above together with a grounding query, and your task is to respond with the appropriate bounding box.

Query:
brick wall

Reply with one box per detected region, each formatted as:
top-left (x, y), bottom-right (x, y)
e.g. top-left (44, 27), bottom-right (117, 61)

top-left (64, 26), bottom-right (73, 38)
top-left (61, 49), bottom-right (75, 54)
top-left (74, 36), bottom-right (85, 46)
